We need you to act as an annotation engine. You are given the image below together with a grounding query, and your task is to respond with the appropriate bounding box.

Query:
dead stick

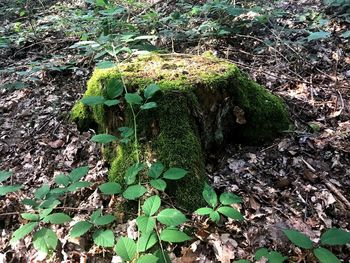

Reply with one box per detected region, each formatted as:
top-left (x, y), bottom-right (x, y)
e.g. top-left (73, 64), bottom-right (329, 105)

top-left (322, 179), bottom-right (350, 210)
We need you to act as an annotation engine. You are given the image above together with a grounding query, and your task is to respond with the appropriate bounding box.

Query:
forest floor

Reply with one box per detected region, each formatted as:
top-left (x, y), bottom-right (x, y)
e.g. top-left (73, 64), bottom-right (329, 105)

top-left (0, 0), bottom-right (349, 262)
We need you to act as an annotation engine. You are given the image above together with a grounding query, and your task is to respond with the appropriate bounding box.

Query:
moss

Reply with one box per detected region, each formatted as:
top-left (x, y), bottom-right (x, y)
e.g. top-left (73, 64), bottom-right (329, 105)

top-left (70, 102), bottom-right (93, 130)
top-left (71, 53), bottom-right (290, 211)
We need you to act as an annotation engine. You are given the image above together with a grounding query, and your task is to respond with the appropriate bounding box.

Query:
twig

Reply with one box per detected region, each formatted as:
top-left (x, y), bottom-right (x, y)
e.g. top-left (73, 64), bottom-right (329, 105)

top-left (322, 179), bottom-right (350, 210)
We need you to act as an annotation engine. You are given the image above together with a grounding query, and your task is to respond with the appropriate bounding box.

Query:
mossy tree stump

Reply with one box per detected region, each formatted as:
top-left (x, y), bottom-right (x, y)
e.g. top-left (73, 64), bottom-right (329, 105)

top-left (71, 54), bottom-right (290, 211)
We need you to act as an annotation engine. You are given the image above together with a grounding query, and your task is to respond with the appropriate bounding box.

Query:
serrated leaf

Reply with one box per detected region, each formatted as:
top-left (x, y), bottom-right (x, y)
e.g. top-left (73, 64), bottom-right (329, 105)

top-left (33, 228), bottom-right (58, 254)
top-left (91, 134), bottom-right (117, 144)
top-left (81, 96), bottom-right (105, 106)
top-left (157, 209), bottom-right (187, 227)
top-left (0, 170), bottom-right (12, 182)
top-left (104, 99), bottom-right (120, 106)
top-left (125, 93), bottom-right (143, 105)
top-left (219, 192), bottom-right (242, 205)
top-left (136, 215), bottom-right (156, 233)
top-left (11, 222), bottom-right (38, 243)
top-left (138, 231), bottom-right (158, 252)
top-left (307, 31), bottom-right (331, 41)
top-left (209, 211), bottom-right (220, 223)
top-left (21, 213), bottom-right (39, 221)
top-left (313, 247), bottom-right (340, 263)
top-left (142, 195), bottom-right (161, 216)
top-left (217, 206), bottom-right (244, 221)
top-left (137, 254), bottom-right (158, 263)
top-left (67, 181), bottom-right (91, 192)
top-left (0, 185), bottom-right (21, 196)
top-left (123, 185), bottom-right (147, 200)
top-left (93, 229), bottom-right (115, 247)
top-left (148, 162), bottom-right (164, 179)
top-left (144, 83), bottom-right (160, 99)
top-left (140, 102), bottom-right (157, 110)
top-left (283, 229), bottom-right (313, 249)
top-left (43, 213), bottom-right (71, 224)
top-left (99, 182), bottom-right (122, 195)
top-left (96, 60), bottom-right (115, 69)
top-left (35, 184), bottom-right (50, 199)
top-left (160, 228), bottom-right (191, 243)
top-left (54, 174), bottom-right (70, 187)
top-left (106, 78), bottom-right (123, 99)
top-left (70, 221), bottom-right (92, 238)
top-left (125, 163), bottom-right (144, 185)
top-left (203, 183), bottom-right (217, 208)
top-left (163, 168), bottom-right (188, 180)
top-left (320, 228), bottom-right (350, 246)
top-left (93, 214), bottom-right (115, 226)
top-left (195, 207), bottom-right (213, 215)
top-left (91, 208), bottom-right (102, 222)
top-left (69, 166), bottom-right (89, 182)
top-left (114, 237), bottom-right (137, 261)
top-left (150, 179), bottom-right (167, 191)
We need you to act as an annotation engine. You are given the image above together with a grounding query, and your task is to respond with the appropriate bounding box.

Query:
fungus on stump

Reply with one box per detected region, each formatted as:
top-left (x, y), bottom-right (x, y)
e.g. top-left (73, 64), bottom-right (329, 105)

top-left (71, 54), bottom-right (290, 211)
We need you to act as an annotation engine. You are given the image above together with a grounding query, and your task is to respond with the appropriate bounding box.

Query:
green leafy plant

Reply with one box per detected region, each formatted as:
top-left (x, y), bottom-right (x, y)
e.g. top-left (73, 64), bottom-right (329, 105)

top-left (283, 228), bottom-right (350, 263)
top-left (194, 183), bottom-right (244, 224)
top-left (0, 170), bottom-right (21, 196)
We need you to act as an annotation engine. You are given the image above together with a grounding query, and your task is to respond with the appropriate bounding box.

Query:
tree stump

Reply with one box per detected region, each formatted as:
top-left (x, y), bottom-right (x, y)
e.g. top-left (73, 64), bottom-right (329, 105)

top-left (71, 53), bottom-right (290, 211)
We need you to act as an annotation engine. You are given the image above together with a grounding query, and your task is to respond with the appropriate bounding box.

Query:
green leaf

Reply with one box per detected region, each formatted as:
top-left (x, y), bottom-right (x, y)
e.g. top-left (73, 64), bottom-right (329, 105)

top-left (234, 260), bottom-right (250, 263)
top-left (114, 237), bottom-right (137, 261)
top-left (154, 250), bottom-right (172, 263)
top-left (35, 184), bottom-right (50, 199)
top-left (160, 228), bottom-right (191, 243)
top-left (136, 215), bottom-right (156, 233)
top-left (69, 166), bottom-right (89, 182)
top-left (21, 198), bottom-right (38, 208)
top-left (282, 229), bottom-right (313, 249)
top-left (67, 181), bottom-right (91, 192)
top-left (99, 182), bottom-right (122, 195)
top-left (217, 206), bottom-right (244, 221)
top-left (341, 30), bottom-right (350, 38)
top-left (50, 187), bottom-right (67, 195)
top-left (150, 179), bottom-right (167, 191)
top-left (313, 247), bottom-right (340, 263)
top-left (125, 163), bottom-right (144, 185)
top-left (137, 254), bottom-right (158, 263)
top-left (39, 208), bottom-right (53, 219)
top-left (144, 83), bottom-right (160, 99)
top-left (209, 211), bottom-right (220, 223)
top-left (142, 195), bottom-right (161, 216)
top-left (140, 102), bottom-right (157, 110)
top-left (96, 60), bottom-right (115, 69)
top-left (81, 96), bottom-right (106, 106)
top-left (125, 93), bottom-right (143, 105)
top-left (157, 209), bottom-right (187, 227)
top-left (93, 215), bottom-right (115, 226)
top-left (148, 162), bottom-right (164, 179)
top-left (104, 99), bottom-right (120, 106)
top-left (138, 231), bottom-right (158, 252)
top-left (93, 229), bottom-right (115, 248)
top-left (0, 170), bottom-right (12, 182)
top-left (90, 209), bottom-right (102, 222)
top-left (119, 127), bottom-right (133, 139)
top-left (91, 134), bottom-right (117, 144)
top-left (203, 183), bottom-right (217, 208)
top-left (307, 31), bottom-right (331, 41)
top-left (219, 192), bottom-right (242, 205)
top-left (33, 228), bottom-right (58, 254)
top-left (11, 222), bottom-right (38, 243)
top-left (123, 185), bottom-right (147, 200)
top-left (21, 213), bottom-right (39, 221)
top-left (106, 78), bottom-right (123, 99)
top-left (320, 228), bottom-right (350, 246)
top-left (266, 251), bottom-right (287, 263)
top-left (70, 221), bottom-right (92, 238)
top-left (54, 174), bottom-right (70, 187)
top-left (0, 185), bottom-right (21, 196)
top-left (39, 198), bottom-right (60, 209)
top-left (255, 248), bottom-right (269, 260)
top-left (42, 213), bottom-right (71, 224)
top-left (163, 168), bottom-right (188, 180)
top-left (195, 207), bottom-right (213, 215)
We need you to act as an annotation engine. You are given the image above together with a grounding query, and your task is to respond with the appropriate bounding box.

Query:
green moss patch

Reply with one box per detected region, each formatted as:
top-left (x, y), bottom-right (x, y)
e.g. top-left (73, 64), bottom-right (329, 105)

top-left (71, 54), bottom-right (290, 211)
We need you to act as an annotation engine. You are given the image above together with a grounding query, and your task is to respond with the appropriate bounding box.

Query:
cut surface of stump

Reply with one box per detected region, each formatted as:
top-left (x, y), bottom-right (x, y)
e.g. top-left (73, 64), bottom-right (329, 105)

top-left (71, 54), bottom-right (290, 211)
